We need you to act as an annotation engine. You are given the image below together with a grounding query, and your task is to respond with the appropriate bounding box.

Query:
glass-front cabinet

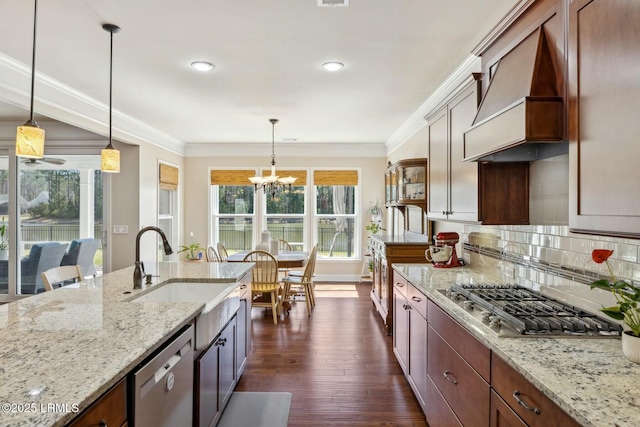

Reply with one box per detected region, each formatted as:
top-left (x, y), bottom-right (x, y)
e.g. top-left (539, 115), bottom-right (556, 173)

top-left (385, 159), bottom-right (427, 207)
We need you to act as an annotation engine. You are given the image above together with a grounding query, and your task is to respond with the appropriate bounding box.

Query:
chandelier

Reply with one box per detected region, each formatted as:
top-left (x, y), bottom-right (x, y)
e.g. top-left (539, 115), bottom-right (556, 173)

top-left (249, 119), bottom-right (297, 197)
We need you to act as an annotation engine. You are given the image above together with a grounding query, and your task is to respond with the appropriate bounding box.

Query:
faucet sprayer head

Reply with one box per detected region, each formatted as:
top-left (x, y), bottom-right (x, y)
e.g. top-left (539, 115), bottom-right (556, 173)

top-left (161, 238), bottom-right (173, 255)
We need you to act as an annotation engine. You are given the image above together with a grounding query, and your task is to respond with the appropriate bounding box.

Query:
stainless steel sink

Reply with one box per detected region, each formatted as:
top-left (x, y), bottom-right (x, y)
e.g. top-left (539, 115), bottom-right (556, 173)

top-left (132, 281), bottom-right (240, 351)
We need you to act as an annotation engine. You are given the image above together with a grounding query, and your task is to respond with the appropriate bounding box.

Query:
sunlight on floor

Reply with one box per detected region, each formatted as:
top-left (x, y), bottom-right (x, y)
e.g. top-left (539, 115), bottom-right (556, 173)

top-left (313, 284), bottom-right (359, 298)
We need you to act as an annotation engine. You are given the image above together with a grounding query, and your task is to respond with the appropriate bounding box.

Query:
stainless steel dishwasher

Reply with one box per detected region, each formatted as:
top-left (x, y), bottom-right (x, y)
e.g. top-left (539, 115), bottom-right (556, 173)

top-left (132, 324), bottom-right (194, 427)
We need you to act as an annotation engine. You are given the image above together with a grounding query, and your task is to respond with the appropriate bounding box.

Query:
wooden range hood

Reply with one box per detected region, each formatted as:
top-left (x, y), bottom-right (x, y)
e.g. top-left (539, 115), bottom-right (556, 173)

top-left (463, 27), bottom-right (565, 162)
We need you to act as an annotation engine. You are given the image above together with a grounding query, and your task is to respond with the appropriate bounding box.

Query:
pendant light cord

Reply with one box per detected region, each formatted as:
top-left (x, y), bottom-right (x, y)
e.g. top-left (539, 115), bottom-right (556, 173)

top-left (271, 120), bottom-right (276, 166)
top-left (28, 0), bottom-right (39, 123)
top-left (108, 27), bottom-right (114, 149)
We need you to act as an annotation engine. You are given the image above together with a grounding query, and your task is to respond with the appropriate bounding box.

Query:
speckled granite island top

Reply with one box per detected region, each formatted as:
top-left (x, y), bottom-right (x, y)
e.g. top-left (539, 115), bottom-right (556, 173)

top-left (393, 263), bottom-right (640, 427)
top-left (0, 261), bottom-right (253, 427)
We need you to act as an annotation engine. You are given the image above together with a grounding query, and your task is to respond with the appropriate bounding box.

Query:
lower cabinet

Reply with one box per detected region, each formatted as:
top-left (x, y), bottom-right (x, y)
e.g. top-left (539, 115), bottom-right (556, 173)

top-left (195, 315), bottom-right (237, 427)
top-left (394, 268), bottom-right (582, 427)
top-left (67, 377), bottom-right (127, 427)
top-left (491, 354), bottom-right (580, 427)
top-left (236, 281), bottom-right (251, 376)
top-left (392, 273), bottom-right (428, 411)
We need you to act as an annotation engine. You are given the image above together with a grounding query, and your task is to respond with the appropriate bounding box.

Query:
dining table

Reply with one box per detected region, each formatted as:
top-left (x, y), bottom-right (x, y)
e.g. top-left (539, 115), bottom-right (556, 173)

top-left (226, 250), bottom-right (308, 269)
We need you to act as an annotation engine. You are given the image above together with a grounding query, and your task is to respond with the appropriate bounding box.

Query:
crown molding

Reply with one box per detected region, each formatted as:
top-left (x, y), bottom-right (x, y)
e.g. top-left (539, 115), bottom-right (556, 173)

top-left (385, 54), bottom-right (481, 156)
top-left (0, 52), bottom-right (185, 156)
top-left (470, 0), bottom-right (536, 55)
top-left (184, 142), bottom-right (387, 158)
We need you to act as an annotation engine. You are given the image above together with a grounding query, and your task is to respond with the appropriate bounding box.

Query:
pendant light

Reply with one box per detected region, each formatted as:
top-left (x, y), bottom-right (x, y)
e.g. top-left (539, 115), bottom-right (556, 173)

top-left (248, 119), bottom-right (297, 197)
top-left (101, 23), bottom-right (121, 173)
top-left (16, 0), bottom-right (45, 159)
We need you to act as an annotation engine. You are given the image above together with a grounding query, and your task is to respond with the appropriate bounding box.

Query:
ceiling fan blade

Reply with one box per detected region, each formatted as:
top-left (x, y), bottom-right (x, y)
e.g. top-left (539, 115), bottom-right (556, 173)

top-left (42, 157), bottom-right (66, 165)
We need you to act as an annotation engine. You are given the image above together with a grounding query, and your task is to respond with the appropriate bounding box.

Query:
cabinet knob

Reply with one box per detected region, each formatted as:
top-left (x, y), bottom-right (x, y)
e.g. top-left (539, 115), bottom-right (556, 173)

top-left (411, 296), bottom-right (422, 303)
top-left (513, 390), bottom-right (541, 414)
top-left (99, 420), bottom-right (107, 427)
top-left (443, 370), bottom-right (458, 385)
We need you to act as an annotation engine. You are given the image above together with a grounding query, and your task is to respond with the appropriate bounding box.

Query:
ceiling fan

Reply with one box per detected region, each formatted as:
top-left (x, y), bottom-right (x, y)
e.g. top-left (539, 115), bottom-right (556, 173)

top-left (21, 157), bottom-right (67, 166)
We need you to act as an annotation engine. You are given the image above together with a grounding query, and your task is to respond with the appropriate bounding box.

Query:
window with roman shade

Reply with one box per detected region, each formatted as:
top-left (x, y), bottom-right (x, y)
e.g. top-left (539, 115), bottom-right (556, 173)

top-left (313, 169), bottom-right (359, 258)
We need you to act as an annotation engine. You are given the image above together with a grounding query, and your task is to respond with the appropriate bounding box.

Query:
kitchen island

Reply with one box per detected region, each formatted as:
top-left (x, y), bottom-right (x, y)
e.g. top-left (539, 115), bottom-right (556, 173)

top-left (393, 263), bottom-right (640, 427)
top-left (0, 261), bottom-right (253, 427)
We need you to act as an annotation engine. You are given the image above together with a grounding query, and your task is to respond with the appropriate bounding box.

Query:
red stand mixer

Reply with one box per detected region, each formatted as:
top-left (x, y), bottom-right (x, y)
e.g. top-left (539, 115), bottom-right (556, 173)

top-left (425, 232), bottom-right (463, 268)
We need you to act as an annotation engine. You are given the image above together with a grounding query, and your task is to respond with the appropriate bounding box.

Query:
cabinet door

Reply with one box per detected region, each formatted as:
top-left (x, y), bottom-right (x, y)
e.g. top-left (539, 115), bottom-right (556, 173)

top-left (569, 0), bottom-right (640, 236)
top-left (68, 378), bottom-right (127, 427)
top-left (408, 309), bottom-right (427, 411)
top-left (427, 106), bottom-right (449, 220)
top-left (218, 316), bottom-right (237, 411)
top-left (236, 292), bottom-right (249, 376)
top-left (491, 390), bottom-right (527, 427)
top-left (449, 84), bottom-right (479, 222)
top-left (393, 287), bottom-right (409, 374)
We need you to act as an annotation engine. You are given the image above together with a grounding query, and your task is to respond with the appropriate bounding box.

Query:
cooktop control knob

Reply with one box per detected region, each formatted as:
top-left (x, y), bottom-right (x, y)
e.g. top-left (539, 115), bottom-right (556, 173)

top-left (481, 310), bottom-right (492, 323)
top-left (489, 316), bottom-right (502, 331)
top-left (463, 300), bottom-right (474, 311)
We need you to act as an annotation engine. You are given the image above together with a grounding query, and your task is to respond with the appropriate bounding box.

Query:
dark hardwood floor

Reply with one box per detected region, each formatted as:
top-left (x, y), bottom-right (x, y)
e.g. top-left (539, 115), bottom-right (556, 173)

top-left (235, 283), bottom-right (428, 426)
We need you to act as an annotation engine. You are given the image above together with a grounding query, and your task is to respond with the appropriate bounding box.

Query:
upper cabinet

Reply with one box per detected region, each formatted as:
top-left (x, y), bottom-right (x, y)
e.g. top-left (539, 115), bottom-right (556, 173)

top-left (385, 159), bottom-right (427, 208)
top-left (568, 0), bottom-right (640, 237)
top-left (426, 77), bottom-right (529, 225)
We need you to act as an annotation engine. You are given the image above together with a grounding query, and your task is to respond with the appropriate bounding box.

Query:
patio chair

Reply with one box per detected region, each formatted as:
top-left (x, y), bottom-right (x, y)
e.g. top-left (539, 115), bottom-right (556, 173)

top-left (60, 238), bottom-right (100, 276)
top-left (21, 242), bottom-right (68, 294)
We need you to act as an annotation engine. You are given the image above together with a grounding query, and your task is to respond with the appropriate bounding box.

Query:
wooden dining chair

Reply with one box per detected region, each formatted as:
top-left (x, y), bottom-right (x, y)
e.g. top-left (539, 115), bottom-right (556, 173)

top-left (41, 265), bottom-right (84, 292)
top-left (243, 250), bottom-right (281, 325)
top-left (207, 245), bottom-right (221, 262)
top-left (282, 244), bottom-right (318, 315)
top-left (217, 242), bottom-right (229, 261)
top-left (278, 239), bottom-right (292, 251)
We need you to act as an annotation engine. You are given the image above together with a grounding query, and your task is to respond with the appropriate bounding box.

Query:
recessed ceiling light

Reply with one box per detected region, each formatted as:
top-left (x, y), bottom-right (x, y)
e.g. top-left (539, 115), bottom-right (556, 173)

top-left (190, 61), bottom-right (214, 72)
top-left (322, 62), bottom-right (344, 72)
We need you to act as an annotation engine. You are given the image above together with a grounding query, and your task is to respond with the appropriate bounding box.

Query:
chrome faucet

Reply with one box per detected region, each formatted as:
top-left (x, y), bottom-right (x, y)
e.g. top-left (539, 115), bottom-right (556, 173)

top-left (133, 226), bottom-right (173, 289)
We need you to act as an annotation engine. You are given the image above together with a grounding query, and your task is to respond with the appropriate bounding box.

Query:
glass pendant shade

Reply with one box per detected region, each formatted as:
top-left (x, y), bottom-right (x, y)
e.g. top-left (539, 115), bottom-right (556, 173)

top-left (16, 121), bottom-right (45, 158)
top-left (101, 145), bottom-right (120, 173)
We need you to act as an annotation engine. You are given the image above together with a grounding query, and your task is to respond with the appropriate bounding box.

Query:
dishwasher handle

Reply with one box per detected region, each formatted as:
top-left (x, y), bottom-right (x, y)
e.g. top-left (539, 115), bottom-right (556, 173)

top-left (139, 340), bottom-right (192, 399)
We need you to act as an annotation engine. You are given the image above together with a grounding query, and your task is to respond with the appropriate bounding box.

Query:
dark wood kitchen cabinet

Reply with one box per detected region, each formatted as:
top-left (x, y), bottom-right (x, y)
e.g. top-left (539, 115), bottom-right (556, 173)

top-left (491, 354), bottom-right (580, 427)
top-left (195, 315), bottom-right (237, 427)
top-left (392, 272), bottom-right (428, 411)
top-left (369, 234), bottom-right (429, 335)
top-left (568, 0), bottom-right (640, 238)
top-left (427, 76), bottom-right (529, 225)
top-left (67, 377), bottom-right (127, 427)
top-left (427, 300), bottom-right (491, 427)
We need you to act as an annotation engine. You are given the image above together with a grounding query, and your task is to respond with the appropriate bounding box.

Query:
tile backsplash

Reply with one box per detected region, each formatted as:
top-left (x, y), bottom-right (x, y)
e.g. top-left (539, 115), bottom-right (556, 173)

top-left (462, 224), bottom-right (640, 317)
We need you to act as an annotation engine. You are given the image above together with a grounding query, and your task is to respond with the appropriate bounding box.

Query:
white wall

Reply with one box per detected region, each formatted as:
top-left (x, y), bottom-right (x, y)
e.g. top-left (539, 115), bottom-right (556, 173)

top-left (183, 154), bottom-right (386, 280)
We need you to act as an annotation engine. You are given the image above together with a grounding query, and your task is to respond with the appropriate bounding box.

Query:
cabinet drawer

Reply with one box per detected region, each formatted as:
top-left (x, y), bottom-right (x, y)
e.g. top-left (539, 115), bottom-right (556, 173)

top-left (68, 377), bottom-right (127, 427)
top-left (427, 299), bottom-right (490, 381)
top-left (407, 283), bottom-right (427, 320)
top-left (425, 375), bottom-right (462, 427)
top-left (491, 354), bottom-right (580, 427)
top-left (428, 325), bottom-right (490, 427)
top-left (393, 272), bottom-right (409, 298)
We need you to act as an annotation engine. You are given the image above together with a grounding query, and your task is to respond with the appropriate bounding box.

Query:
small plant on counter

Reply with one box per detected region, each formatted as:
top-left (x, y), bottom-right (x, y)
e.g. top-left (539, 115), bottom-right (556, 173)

top-left (179, 232), bottom-right (203, 261)
top-left (368, 260), bottom-right (374, 272)
top-left (365, 221), bottom-right (385, 235)
top-left (589, 249), bottom-right (640, 337)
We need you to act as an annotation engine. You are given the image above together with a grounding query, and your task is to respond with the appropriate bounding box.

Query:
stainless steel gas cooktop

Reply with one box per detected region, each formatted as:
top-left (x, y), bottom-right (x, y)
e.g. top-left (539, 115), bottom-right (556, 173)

top-left (442, 284), bottom-right (622, 338)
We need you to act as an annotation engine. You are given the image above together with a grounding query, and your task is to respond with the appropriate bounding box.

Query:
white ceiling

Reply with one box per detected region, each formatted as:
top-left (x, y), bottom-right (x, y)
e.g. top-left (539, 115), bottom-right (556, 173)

top-left (0, 0), bottom-right (518, 151)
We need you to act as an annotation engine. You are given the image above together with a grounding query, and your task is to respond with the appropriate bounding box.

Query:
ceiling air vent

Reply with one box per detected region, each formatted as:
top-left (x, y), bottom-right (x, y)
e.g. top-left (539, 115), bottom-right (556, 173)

top-left (318, 0), bottom-right (349, 7)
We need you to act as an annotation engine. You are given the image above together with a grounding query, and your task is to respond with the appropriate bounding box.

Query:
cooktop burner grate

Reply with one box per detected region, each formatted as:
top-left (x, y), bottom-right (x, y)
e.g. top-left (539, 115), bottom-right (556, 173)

top-left (449, 284), bottom-right (622, 336)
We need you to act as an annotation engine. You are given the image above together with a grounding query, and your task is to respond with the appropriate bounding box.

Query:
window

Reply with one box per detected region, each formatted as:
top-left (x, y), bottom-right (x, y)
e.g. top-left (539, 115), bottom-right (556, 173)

top-left (210, 170), bottom-right (256, 254)
top-left (313, 170), bottom-right (359, 259)
top-left (158, 163), bottom-right (179, 261)
top-left (264, 170), bottom-right (307, 249)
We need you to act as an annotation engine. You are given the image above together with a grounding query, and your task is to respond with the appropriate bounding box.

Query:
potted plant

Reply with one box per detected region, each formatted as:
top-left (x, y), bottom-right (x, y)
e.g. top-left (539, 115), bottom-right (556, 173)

top-left (365, 221), bottom-right (385, 235)
top-left (0, 217), bottom-right (7, 261)
top-left (179, 232), bottom-right (204, 261)
top-left (589, 249), bottom-right (640, 363)
top-left (368, 260), bottom-right (374, 279)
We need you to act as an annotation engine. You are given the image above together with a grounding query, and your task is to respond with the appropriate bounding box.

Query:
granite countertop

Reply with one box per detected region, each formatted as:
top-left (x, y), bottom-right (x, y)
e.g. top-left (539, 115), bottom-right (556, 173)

top-left (0, 261), bottom-right (253, 427)
top-left (393, 263), bottom-right (640, 427)
top-left (369, 233), bottom-right (429, 245)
